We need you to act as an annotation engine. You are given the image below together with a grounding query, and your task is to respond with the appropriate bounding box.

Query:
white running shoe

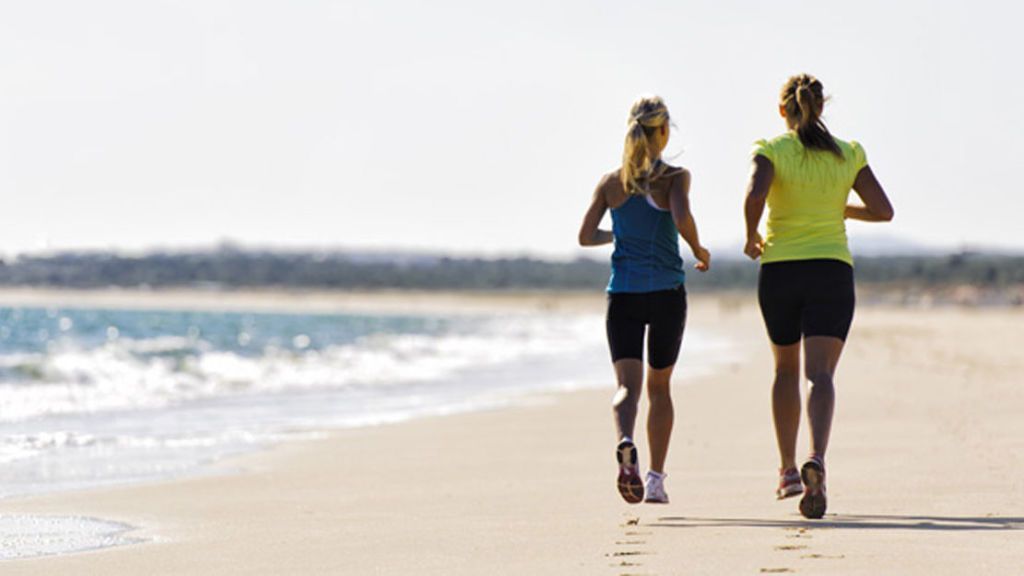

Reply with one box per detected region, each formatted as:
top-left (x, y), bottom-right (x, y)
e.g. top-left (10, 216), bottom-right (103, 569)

top-left (644, 471), bottom-right (669, 504)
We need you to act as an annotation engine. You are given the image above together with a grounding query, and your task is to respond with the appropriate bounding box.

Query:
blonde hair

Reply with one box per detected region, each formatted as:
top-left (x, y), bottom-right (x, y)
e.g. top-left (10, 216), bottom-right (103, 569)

top-left (621, 95), bottom-right (670, 194)
top-left (780, 74), bottom-right (842, 158)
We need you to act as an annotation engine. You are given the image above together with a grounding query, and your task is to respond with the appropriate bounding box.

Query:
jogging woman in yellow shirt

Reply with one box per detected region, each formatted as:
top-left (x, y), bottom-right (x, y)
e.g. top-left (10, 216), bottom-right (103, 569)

top-left (743, 74), bottom-right (894, 519)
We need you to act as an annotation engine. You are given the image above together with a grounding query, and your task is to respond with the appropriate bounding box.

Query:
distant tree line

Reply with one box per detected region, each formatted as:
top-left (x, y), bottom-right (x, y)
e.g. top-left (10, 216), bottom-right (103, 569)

top-left (0, 250), bottom-right (1022, 292)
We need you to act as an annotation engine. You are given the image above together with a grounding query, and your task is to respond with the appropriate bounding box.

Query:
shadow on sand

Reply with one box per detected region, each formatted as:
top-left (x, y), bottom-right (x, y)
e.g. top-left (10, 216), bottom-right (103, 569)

top-left (651, 514), bottom-right (1024, 532)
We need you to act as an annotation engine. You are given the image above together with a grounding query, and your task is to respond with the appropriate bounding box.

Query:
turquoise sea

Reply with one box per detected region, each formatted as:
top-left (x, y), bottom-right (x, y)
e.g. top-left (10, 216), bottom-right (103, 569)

top-left (0, 303), bottom-right (730, 499)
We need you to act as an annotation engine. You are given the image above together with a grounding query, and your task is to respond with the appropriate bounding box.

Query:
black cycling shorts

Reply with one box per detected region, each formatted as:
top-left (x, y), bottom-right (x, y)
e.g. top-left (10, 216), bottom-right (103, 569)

top-left (758, 259), bottom-right (855, 346)
top-left (606, 285), bottom-right (687, 369)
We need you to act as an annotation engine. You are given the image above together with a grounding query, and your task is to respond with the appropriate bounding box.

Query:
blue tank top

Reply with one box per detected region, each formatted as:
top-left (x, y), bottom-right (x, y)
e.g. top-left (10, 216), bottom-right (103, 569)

top-left (607, 194), bottom-right (686, 293)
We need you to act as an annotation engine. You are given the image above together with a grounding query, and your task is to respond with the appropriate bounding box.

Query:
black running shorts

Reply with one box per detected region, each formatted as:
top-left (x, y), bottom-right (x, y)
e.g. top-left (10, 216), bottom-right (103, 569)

top-left (606, 285), bottom-right (687, 369)
top-left (758, 259), bottom-right (855, 346)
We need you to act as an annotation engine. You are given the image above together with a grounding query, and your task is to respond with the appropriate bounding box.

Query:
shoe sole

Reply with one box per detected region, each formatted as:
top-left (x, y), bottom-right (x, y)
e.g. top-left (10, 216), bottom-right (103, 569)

top-left (616, 441), bottom-right (644, 504)
top-left (799, 461), bottom-right (827, 519)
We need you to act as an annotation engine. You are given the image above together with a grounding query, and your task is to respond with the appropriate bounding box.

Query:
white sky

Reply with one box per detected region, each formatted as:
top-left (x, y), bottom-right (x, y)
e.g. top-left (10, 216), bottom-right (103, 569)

top-left (0, 1), bottom-right (1020, 258)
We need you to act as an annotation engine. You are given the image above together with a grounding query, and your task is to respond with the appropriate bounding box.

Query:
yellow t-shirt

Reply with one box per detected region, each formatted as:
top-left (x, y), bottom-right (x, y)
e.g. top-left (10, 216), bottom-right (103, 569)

top-left (752, 132), bottom-right (867, 266)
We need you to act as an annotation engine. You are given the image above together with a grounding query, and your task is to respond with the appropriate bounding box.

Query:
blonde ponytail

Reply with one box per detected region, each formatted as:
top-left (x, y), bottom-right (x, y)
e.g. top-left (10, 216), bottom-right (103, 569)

top-left (621, 95), bottom-right (670, 194)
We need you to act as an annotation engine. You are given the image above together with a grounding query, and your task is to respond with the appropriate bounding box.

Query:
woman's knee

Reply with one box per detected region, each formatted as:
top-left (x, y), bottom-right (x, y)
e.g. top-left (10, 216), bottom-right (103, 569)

top-left (771, 343), bottom-right (800, 381)
top-left (806, 371), bottom-right (834, 391)
top-left (774, 365), bottom-right (800, 382)
top-left (646, 380), bottom-right (672, 401)
top-left (613, 382), bottom-right (643, 406)
top-left (772, 361), bottom-right (800, 392)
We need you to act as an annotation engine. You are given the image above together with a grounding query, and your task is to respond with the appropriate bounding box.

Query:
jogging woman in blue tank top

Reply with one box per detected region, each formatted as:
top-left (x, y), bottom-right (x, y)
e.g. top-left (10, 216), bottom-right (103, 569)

top-left (578, 96), bottom-right (710, 504)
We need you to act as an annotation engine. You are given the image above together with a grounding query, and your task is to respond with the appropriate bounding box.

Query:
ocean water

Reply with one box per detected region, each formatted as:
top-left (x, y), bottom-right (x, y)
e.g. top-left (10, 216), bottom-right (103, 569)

top-left (0, 303), bottom-right (732, 500)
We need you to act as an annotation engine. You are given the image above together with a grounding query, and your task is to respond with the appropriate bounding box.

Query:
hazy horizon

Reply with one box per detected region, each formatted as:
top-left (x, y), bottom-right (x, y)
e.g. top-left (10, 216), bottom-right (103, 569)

top-left (9, 231), bottom-right (1016, 262)
top-left (2, 1), bottom-right (1021, 259)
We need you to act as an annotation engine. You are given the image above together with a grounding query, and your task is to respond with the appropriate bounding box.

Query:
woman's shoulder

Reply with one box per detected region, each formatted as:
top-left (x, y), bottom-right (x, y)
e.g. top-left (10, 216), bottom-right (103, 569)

top-left (660, 164), bottom-right (690, 194)
top-left (659, 162), bottom-right (689, 178)
top-left (831, 135), bottom-right (864, 151)
top-left (831, 136), bottom-right (868, 167)
top-left (753, 132), bottom-right (799, 161)
top-left (598, 168), bottom-right (624, 190)
top-left (597, 169), bottom-right (628, 201)
top-left (758, 132), bottom-right (797, 146)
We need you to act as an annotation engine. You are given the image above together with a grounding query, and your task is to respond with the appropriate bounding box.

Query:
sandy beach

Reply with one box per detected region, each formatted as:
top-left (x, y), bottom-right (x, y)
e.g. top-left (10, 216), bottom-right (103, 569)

top-left (1, 291), bottom-right (1022, 574)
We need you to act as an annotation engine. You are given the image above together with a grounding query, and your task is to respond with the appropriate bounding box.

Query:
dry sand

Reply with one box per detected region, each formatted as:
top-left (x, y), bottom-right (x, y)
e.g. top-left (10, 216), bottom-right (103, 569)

top-left (1, 291), bottom-right (1022, 574)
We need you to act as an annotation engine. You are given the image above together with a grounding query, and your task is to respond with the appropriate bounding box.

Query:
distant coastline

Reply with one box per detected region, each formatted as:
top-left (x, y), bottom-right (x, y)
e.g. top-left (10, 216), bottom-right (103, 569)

top-left (0, 248), bottom-right (1022, 307)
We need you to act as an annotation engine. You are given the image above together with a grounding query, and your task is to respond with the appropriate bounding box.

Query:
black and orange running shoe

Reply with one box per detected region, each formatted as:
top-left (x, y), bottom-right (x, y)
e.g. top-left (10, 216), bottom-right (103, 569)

top-left (616, 440), bottom-right (644, 504)
top-left (799, 457), bottom-right (827, 519)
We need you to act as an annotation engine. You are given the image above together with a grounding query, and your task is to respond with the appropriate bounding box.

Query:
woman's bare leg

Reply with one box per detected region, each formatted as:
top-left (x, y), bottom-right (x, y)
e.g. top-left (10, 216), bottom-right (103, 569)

top-left (802, 336), bottom-right (845, 459)
top-left (771, 343), bottom-right (802, 470)
top-left (646, 364), bottom-right (675, 473)
top-left (612, 359), bottom-right (645, 441)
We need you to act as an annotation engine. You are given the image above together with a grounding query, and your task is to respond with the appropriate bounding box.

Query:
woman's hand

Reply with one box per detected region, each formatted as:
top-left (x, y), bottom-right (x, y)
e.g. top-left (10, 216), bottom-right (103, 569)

top-left (744, 233), bottom-right (764, 260)
top-left (692, 246), bottom-right (711, 272)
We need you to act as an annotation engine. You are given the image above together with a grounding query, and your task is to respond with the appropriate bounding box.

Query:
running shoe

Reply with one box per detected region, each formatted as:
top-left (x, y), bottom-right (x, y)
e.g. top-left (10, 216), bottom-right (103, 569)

top-left (616, 440), bottom-right (644, 504)
top-left (799, 457), bottom-right (827, 519)
top-left (776, 467), bottom-right (803, 500)
top-left (644, 471), bottom-right (669, 504)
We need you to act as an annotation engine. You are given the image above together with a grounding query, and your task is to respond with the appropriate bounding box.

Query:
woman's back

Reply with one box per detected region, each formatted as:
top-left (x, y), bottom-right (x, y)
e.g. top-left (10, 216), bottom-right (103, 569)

top-left (754, 132), bottom-right (867, 266)
top-left (608, 188), bottom-right (685, 293)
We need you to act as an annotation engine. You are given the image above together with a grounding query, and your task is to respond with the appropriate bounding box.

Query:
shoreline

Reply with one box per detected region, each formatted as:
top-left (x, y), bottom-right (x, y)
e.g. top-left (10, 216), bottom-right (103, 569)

top-left (4, 285), bottom-right (1021, 316)
top-left (0, 287), bottom-right (610, 316)
top-left (1, 295), bottom-right (1022, 573)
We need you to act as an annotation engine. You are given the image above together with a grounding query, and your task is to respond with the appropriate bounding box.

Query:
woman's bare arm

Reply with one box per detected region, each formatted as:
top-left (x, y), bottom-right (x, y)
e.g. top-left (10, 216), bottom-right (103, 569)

top-left (847, 166), bottom-right (894, 222)
top-left (743, 155), bottom-right (773, 260)
top-left (668, 170), bottom-right (710, 271)
top-left (578, 175), bottom-right (613, 247)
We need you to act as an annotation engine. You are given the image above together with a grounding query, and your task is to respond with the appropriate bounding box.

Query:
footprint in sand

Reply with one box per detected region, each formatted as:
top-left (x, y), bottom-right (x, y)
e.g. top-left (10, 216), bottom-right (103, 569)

top-left (610, 516), bottom-right (656, 576)
top-left (612, 550), bottom-right (652, 557)
top-left (784, 526), bottom-right (812, 539)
